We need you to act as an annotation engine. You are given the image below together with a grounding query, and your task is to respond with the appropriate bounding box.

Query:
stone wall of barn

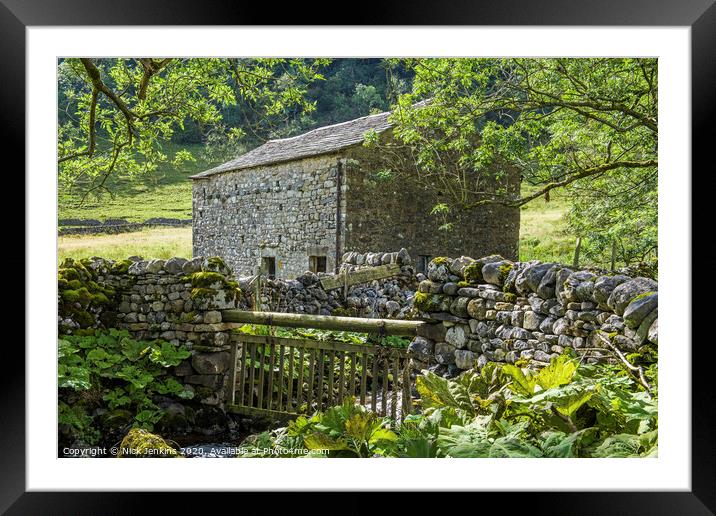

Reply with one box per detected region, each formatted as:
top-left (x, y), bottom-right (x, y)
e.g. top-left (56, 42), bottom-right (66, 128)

top-left (192, 154), bottom-right (343, 279)
top-left (341, 140), bottom-right (521, 268)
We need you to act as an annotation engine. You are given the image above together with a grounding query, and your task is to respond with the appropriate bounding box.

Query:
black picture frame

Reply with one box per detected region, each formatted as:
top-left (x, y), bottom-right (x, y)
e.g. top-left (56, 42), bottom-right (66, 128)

top-left (6, 0), bottom-right (715, 512)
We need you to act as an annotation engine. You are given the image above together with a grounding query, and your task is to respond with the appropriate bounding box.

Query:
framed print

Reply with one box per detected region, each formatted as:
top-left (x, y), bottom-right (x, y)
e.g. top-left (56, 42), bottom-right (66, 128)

top-left (6, 0), bottom-right (715, 512)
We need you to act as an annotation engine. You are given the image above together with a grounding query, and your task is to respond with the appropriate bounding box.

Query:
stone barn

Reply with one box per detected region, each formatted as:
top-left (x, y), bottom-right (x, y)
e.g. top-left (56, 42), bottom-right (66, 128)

top-left (191, 110), bottom-right (520, 279)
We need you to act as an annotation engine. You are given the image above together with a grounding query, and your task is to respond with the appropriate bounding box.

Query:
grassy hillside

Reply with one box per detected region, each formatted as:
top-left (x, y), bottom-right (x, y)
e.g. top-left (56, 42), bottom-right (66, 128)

top-left (58, 143), bottom-right (207, 223)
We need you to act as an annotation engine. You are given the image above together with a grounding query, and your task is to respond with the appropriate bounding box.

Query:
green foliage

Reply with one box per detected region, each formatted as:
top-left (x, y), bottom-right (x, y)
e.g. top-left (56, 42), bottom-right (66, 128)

top-left (413, 354), bottom-right (657, 458)
top-left (384, 58), bottom-right (657, 272)
top-left (58, 329), bottom-right (193, 443)
top-left (58, 58), bottom-right (329, 199)
top-left (243, 353), bottom-right (658, 459)
top-left (242, 398), bottom-right (397, 458)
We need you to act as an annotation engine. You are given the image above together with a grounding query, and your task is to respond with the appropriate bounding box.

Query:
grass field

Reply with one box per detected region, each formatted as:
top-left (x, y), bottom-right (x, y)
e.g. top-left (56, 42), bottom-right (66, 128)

top-left (518, 186), bottom-right (574, 264)
top-left (58, 143), bottom-right (207, 223)
top-left (58, 226), bottom-right (193, 263)
top-left (58, 145), bottom-right (576, 265)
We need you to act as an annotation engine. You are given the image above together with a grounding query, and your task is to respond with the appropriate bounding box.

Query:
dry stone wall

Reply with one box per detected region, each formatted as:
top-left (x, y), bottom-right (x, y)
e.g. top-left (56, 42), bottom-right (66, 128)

top-left (408, 255), bottom-right (658, 377)
top-left (239, 248), bottom-right (418, 319)
top-left (58, 256), bottom-right (247, 419)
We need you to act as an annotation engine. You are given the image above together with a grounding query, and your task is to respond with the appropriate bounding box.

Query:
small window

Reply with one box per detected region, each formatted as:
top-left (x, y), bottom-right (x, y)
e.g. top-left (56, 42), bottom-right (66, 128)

top-left (418, 255), bottom-right (431, 274)
top-left (309, 256), bottom-right (327, 274)
top-left (261, 257), bottom-right (276, 279)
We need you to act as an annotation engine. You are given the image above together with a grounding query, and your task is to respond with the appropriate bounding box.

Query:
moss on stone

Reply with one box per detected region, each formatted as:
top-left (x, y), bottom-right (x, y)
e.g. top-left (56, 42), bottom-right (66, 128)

top-left (499, 263), bottom-right (514, 280)
top-left (629, 290), bottom-right (657, 304)
top-left (117, 428), bottom-right (180, 458)
top-left (61, 289), bottom-right (80, 303)
top-left (431, 256), bottom-right (452, 267)
top-left (91, 292), bottom-right (110, 305)
top-left (462, 262), bottom-right (482, 284)
top-left (66, 279), bottom-right (82, 290)
top-left (190, 287), bottom-right (216, 300)
top-left (111, 259), bottom-right (133, 274)
top-left (414, 292), bottom-right (445, 312)
top-left (59, 268), bottom-right (80, 282)
top-left (331, 306), bottom-right (359, 317)
top-left (205, 257), bottom-right (227, 270)
top-left (73, 309), bottom-right (95, 328)
top-left (189, 271), bottom-right (225, 288)
top-left (503, 292), bottom-right (517, 303)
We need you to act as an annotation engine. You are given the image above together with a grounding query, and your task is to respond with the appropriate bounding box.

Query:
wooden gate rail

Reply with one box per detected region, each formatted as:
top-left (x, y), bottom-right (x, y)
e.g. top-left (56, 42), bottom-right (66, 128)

top-left (222, 310), bottom-right (423, 336)
top-left (223, 311), bottom-right (422, 423)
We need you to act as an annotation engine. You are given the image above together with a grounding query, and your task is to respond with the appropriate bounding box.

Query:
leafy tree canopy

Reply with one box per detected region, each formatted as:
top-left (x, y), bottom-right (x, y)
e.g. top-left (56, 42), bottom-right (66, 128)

top-left (379, 58), bottom-right (657, 268)
top-left (58, 58), bottom-right (329, 200)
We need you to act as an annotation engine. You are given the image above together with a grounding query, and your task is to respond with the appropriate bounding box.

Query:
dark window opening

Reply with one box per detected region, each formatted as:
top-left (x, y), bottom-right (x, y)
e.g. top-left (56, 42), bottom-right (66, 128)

top-left (309, 256), bottom-right (327, 274)
top-left (418, 255), bottom-right (431, 274)
top-left (261, 257), bottom-right (276, 279)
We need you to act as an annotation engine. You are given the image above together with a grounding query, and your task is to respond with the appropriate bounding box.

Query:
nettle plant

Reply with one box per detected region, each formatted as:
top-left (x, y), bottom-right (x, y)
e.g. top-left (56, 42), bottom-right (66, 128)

top-left (58, 329), bottom-right (192, 444)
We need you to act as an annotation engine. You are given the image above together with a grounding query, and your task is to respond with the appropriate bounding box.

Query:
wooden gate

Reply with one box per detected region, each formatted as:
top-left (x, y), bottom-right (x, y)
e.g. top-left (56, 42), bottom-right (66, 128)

top-left (223, 311), bottom-right (423, 423)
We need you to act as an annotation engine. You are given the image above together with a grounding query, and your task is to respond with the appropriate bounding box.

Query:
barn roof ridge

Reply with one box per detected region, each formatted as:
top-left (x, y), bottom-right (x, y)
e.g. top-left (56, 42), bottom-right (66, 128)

top-left (190, 109), bottom-right (393, 179)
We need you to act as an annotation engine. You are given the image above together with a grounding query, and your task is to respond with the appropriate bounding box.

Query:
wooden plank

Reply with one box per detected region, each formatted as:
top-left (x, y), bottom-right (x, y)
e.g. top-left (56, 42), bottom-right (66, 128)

top-left (317, 349), bottom-right (325, 411)
top-left (402, 357), bottom-right (411, 419)
top-left (237, 334), bottom-right (381, 354)
top-left (286, 346), bottom-right (294, 412)
top-left (222, 310), bottom-right (423, 336)
top-left (237, 340), bottom-right (247, 406)
top-left (319, 263), bottom-right (401, 291)
top-left (391, 354), bottom-right (399, 421)
top-left (371, 354), bottom-right (379, 412)
top-left (247, 342), bottom-right (257, 407)
top-left (327, 350), bottom-right (336, 407)
top-left (277, 344), bottom-right (285, 412)
top-left (337, 351), bottom-right (346, 404)
top-left (307, 348), bottom-right (316, 412)
top-left (360, 353), bottom-right (368, 405)
top-left (297, 347), bottom-right (305, 412)
top-left (267, 343), bottom-right (276, 410)
top-left (349, 352), bottom-right (357, 399)
top-left (382, 357), bottom-right (389, 417)
top-left (257, 343), bottom-right (266, 409)
top-left (228, 340), bottom-right (239, 406)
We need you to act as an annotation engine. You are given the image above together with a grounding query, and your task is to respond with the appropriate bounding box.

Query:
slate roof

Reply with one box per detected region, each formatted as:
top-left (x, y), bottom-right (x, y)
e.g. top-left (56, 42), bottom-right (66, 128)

top-left (190, 110), bottom-right (392, 179)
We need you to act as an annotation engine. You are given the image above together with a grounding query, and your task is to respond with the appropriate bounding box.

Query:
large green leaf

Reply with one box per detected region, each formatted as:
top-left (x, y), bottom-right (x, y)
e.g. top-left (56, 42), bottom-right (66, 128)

top-left (416, 371), bottom-right (477, 416)
top-left (590, 430), bottom-right (658, 458)
top-left (304, 432), bottom-right (350, 452)
top-left (501, 364), bottom-right (536, 396)
top-left (534, 354), bottom-right (577, 391)
top-left (540, 428), bottom-right (598, 458)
